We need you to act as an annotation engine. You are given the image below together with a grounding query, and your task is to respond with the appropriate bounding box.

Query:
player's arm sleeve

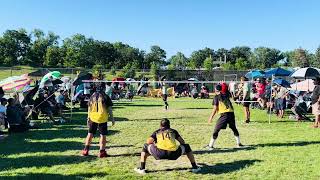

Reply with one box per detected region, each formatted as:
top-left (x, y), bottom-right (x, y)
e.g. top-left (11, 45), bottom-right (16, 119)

top-left (105, 95), bottom-right (113, 106)
top-left (151, 130), bottom-right (158, 143)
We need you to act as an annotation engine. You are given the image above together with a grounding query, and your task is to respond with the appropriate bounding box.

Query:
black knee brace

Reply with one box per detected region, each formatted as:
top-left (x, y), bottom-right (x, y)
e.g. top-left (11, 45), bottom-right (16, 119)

top-left (183, 144), bottom-right (192, 153)
top-left (142, 143), bottom-right (149, 153)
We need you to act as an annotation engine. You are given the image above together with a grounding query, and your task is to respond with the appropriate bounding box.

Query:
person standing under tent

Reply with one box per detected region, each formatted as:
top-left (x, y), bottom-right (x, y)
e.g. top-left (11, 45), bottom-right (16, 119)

top-left (257, 78), bottom-right (267, 109)
top-left (105, 82), bottom-right (113, 99)
top-left (205, 84), bottom-right (243, 150)
top-left (275, 85), bottom-right (289, 119)
top-left (311, 77), bottom-right (320, 128)
top-left (239, 77), bottom-right (251, 123)
top-left (161, 79), bottom-right (169, 110)
top-left (134, 118), bottom-right (201, 174)
top-left (81, 85), bottom-right (115, 158)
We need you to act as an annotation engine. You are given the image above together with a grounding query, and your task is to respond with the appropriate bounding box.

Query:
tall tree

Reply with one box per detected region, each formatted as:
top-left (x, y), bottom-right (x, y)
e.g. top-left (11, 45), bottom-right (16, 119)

top-left (168, 52), bottom-right (188, 70)
top-left (293, 48), bottom-right (309, 67)
top-left (145, 45), bottom-right (166, 67)
top-left (251, 47), bottom-right (284, 69)
top-left (28, 29), bottom-right (59, 66)
top-left (0, 29), bottom-right (31, 66)
top-left (229, 46), bottom-right (251, 64)
top-left (203, 57), bottom-right (214, 70)
top-left (44, 46), bottom-right (63, 67)
top-left (310, 46), bottom-right (320, 68)
top-left (189, 47), bottom-right (215, 69)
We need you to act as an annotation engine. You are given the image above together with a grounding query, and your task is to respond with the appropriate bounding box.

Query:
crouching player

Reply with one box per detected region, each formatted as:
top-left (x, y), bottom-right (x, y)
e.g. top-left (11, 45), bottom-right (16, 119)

top-left (134, 118), bottom-right (201, 174)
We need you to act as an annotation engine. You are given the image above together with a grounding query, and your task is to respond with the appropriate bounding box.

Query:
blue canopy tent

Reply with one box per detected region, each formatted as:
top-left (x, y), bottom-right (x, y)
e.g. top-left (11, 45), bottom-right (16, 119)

top-left (245, 70), bottom-right (265, 79)
top-left (273, 78), bottom-right (291, 88)
top-left (265, 68), bottom-right (292, 78)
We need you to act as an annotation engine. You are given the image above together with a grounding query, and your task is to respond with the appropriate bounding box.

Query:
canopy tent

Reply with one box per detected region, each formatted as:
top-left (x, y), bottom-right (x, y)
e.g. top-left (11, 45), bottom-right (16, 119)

top-left (290, 67), bottom-right (320, 79)
top-left (289, 79), bottom-right (315, 91)
top-left (245, 70), bottom-right (265, 79)
top-left (273, 79), bottom-right (291, 88)
top-left (265, 68), bottom-right (292, 78)
top-left (73, 72), bottom-right (93, 86)
top-left (0, 74), bottom-right (32, 91)
top-left (28, 69), bottom-right (50, 77)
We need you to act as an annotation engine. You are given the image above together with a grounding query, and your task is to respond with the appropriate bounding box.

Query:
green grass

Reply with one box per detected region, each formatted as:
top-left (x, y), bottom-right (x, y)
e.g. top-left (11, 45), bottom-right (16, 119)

top-left (1, 98), bottom-right (320, 179)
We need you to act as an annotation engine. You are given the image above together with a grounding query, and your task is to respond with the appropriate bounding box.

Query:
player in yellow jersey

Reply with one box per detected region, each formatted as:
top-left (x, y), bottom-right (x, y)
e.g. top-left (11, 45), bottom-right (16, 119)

top-left (134, 118), bottom-right (201, 174)
top-left (205, 84), bottom-right (243, 150)
top-left (81, 83), bottom-right (115, 158)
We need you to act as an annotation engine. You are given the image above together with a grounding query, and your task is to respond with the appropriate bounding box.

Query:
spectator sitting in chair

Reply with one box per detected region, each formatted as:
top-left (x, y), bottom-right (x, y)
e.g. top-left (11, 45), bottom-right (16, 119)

top-left (191, 85), bottom-right (199, 99)
top-left (0, 98), bottom-right (7, 135)
top-left (200, 86), bottom-right (209, 99)
top-left (36, 93), bottom-right (57, 124)
top-left (6, 98), bottom-right (30, 133)
top-left (56, 90), bottom-right (68, 123)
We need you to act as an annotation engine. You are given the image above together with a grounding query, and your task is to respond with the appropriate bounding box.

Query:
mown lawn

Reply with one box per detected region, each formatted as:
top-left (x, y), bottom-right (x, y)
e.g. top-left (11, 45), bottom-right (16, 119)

top-left (0, 98), bottom-right (320, 180)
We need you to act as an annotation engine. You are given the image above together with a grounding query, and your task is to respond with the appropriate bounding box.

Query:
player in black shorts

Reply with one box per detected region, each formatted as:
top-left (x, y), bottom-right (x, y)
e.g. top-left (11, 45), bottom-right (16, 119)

top-left (81, 84), bottom-right (115, 158)
top-left (205, 84), bottom-right (243, 150)
top-left (134, 118), bottom-right (201, 174)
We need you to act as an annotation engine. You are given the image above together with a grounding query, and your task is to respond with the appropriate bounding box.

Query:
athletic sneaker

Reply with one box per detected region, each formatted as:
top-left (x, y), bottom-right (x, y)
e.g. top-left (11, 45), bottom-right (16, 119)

top-left (191, 166), bottom-right (201, 173)
top-left (245, 119), bottom-right (250, 123)
top-left (81, 149), bottom-right (89, 156)
top-left (134, 167), bottom-right (146, 175)
top-left (98, 150), bottom-right (108, 158)
top-left (204, 145), bottom-right (214, 151)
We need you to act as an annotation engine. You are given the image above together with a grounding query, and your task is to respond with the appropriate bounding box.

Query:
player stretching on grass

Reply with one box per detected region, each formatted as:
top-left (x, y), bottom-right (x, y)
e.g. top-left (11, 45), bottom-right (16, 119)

top-left (81, 85), bottom-right (115, 158)
top-left (205, 84), bottom-right (243, 150)
top-left (134, 118), bottom-right (201, 174)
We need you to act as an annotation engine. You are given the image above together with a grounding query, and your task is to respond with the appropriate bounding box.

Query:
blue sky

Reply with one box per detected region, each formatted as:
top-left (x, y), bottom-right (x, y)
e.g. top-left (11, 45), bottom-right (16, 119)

top-left (1, 0), bottom-right (319, 57)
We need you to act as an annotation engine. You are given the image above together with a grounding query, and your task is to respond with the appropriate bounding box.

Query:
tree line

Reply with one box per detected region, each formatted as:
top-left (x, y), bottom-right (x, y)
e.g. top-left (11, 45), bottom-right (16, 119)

top-left (0, 28), bottom-right (320, 70)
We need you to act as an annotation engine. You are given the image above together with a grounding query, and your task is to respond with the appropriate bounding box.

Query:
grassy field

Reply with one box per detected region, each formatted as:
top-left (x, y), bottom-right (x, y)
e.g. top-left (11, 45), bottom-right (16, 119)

top-left (0, 98), bottom-right (320, 180)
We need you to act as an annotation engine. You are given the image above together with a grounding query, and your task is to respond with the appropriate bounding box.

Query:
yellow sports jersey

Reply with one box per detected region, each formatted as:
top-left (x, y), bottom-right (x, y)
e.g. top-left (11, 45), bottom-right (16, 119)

top-left (154, 129), bottom-right (179, 151)
top-left (212, 94), bottom-right (234, 114)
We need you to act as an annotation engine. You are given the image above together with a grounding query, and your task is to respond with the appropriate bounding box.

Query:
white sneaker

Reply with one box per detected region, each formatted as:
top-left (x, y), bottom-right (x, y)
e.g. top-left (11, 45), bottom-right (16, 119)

top-left (204, 145), bottom-right (214, 150)
top-left (191, 167), bottom-right (201, 173)
top-left (134, 167), bottom-right (146, 175)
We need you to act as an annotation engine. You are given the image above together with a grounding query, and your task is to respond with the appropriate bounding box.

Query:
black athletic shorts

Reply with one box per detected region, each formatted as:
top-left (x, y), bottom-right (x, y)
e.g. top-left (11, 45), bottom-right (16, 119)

top-left (215, 112), bottom-right (236, 130)
top-left (148, 144), bottom-right (184, 160)
top-left (243, 98), bottom-right (251, 107)
top-left (88, 120), bottom-right (108, 135)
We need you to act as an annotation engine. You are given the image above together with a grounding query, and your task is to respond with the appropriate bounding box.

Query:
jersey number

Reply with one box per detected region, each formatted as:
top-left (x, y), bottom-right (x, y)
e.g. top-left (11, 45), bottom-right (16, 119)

top-left (161, 132), bottom-right (171, 140)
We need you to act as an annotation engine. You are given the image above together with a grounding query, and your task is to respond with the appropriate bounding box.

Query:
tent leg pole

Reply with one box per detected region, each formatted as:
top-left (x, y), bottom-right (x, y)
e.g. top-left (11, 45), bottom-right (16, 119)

top-left (268, 75), bottom-right (274, 124)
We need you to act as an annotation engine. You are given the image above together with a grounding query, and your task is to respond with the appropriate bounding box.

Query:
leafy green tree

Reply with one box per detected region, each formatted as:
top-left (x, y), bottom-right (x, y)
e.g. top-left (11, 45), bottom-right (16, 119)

top-left (0, 29), bottom-right (31, 66)
top-left (189, 47), bottom-right (215, 69)
top-left (28, 29), bottom-right (59, 66)
top-left (310, 46), bottom-right (320, 68)
top-left (229, 46), bottom-right (251, 64)
top-left (168, 52), bottom-right (188, 69)
top-left (293, 48), bottom-right (309, 67)
top-left (216, 48), bottom-right (231, 63)
top-left (251, 47), bottom-right (284, 69)
top-left (234, 58), bottom-right (249, 70)
top-left (222, 62), bottom-right (235, 70)
top-left (62, 34), bottom-right (87, 67)
top-left (145, 45), bottom-right (166, 67)
top-left (203, 57), bottom-right (214, 71)
top-left (150, 62), bottom-right (159, 80)
top-left (44, 46), bottom-right (62, 67)
top-left (122, 63), bottom-right (136, 78)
